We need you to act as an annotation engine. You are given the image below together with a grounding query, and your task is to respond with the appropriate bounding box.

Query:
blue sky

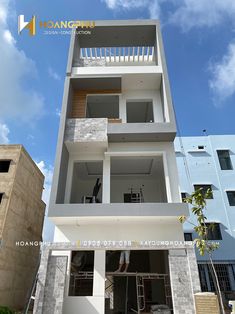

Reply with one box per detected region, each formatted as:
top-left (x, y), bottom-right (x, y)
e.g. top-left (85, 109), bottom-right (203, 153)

top-left (1, 0), bottom-right (235, 239)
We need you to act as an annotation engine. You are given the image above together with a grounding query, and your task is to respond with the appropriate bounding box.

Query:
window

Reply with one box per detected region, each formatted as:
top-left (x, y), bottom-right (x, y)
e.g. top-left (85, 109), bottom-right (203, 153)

top-left (0, 160), bottom-right (11, 172)
top-left (0, 193), bottom-right (3, 204)
top-left (86, 95), bottom-right (119, 120)
top-left (194, 185), bottom-right (213, 199)
top-left (198, 145), bottom-right (204, 150)
top-left (198, 263), bottom-right (233, 292)
top-left (226, 191), bottom-right (235, 206)
top-left (181, 192), bottom-right (187, 202)
top-left (217, 150), bottom-right (233, 170)
top-left (205, 223), bottom-right (222, 240)
top-left (184, 233), bottom-right (193, 241)
top-left (126, 100), bottom-right (154, 123)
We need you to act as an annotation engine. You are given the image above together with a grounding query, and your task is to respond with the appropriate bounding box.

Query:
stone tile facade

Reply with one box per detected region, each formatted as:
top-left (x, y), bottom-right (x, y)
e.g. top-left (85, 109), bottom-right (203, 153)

top-left (168, 248), bottom-right (201, 314)
top-left (65, 118), bottom-right (108, 143)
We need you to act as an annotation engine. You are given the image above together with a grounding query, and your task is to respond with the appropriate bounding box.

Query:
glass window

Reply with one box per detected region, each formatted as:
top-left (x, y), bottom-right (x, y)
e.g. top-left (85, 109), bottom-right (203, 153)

top-left (226, 191), bottom-right (235, 206)
top-left (194, 185), bottom-right (213, 199)
top-left (184, 233), bottom-right (193, 241)
top-left (217, 150), bottom-right (233, 170)
top-left (205, 223), bottom-right (222, 240)
top-left (181, 192), bottom-right (187, 202)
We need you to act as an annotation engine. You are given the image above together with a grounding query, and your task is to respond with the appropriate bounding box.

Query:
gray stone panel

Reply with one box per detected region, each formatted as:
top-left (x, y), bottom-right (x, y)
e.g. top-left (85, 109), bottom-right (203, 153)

top-left (33, 249), bottom-right (67, 314)
top-left (42, 256), bottom-right (67, 314)
top-left (169, 248), bottom-right (201, 314)
top-left (65, 118), bottom-right (108, 144)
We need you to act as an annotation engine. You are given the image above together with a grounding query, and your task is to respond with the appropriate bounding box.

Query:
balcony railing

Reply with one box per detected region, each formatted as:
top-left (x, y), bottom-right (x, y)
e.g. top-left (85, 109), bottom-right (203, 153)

top-left (77, 46), bottom-right (155, 66)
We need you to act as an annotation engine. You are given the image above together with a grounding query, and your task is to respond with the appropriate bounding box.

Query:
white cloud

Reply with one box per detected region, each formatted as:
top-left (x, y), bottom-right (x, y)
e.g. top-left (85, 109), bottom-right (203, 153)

top-left (35, 160), bottom-right (55, 241)
top-left (169, 0), bottom-right (235, 31)
top-left (102, 0), bottom-right (162, 18)
top-left (0, 0), bottom-right (45, 122)
top-left (209, 42), bottom-right (235, 104)
top-left (56, 108), bottom-right (61, 117)
top-left (48, 67), bottom-right (61, 81)
top-left (0, 0), bottom-right (8, 25)
top-left (36, 160), bottom-right (53, 204)
top-left (0, 122), bottom-right (10, 144)
top-left (103, 0), bottom-right (235, 30)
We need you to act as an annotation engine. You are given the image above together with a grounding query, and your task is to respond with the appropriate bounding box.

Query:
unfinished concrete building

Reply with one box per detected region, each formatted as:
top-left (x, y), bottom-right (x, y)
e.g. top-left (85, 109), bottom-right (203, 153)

top-left (0, 145), bottom-right (45, 310)
top-left (34, 20), bottom-right (203, 314)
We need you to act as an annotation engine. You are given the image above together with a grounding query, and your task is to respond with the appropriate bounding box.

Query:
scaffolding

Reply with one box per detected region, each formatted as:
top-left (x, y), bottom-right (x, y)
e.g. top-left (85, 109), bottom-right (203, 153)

top-left (106, 272), bottom-right (172, 314)
top-left (69, 271), bottom-right (172, 312)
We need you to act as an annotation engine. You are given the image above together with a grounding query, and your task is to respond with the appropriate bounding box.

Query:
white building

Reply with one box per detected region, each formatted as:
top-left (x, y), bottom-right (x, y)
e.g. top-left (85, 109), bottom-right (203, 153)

top-left (175, 135), bottom-right (235, 301)
top-left (33, 20), bottom-right (202, 314)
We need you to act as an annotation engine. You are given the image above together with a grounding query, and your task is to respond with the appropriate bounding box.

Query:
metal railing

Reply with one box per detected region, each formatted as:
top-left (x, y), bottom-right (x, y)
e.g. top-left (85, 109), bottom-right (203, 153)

top-left (79, 46), bottom-right (155, 63)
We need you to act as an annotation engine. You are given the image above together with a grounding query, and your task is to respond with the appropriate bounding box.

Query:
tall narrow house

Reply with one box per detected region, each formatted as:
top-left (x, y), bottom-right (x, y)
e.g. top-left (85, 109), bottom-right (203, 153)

top-left (34, 20), bottom-right (202, 314)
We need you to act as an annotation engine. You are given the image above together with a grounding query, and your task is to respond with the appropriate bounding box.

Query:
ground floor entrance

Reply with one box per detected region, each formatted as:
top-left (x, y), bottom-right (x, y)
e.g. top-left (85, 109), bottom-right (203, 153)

top-left (33, 243), bottom-right (201, 314)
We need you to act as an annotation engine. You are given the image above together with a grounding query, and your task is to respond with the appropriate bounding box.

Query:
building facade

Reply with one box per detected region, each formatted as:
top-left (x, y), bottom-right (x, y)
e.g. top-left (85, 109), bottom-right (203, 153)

top-left (34, 20), bottom-right (202, 314)
top-left (0, 145), bottom-right (45, 310)
top-left (175, 135), bottom-right (235, 302)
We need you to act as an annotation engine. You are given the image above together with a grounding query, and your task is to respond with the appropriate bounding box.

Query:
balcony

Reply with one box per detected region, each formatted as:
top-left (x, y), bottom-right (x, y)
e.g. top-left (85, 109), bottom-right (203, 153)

top-left (49, 154), bottom-right (189, 224)
top-left (75, 46), bottom-right (156, 67)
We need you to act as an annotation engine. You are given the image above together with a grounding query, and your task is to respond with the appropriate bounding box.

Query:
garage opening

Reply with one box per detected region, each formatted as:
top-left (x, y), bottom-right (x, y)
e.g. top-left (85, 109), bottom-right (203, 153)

top-left (105, 250), bottom-right (172, 314)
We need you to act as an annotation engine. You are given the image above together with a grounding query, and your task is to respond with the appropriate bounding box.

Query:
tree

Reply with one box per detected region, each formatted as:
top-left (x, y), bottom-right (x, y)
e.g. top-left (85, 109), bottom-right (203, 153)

top-left (179, 187), bottom-right (225, 314)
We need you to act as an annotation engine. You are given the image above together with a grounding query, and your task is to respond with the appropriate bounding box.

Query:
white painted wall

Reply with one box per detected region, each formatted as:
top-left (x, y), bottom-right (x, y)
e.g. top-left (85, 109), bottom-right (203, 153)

top-left (110, 174), bottom-right (166, 203)
top-left (54, 221), bottom-right (184, 243)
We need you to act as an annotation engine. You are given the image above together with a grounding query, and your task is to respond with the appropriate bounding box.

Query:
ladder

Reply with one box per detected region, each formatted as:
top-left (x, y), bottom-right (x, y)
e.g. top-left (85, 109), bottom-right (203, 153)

top-left (130, 187), bottom-right (144, 203)
top-left (136, 276), bottom-right (145, 313)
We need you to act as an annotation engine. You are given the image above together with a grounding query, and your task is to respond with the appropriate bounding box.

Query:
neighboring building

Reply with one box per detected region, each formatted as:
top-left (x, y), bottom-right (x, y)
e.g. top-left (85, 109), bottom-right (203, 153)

top-left (34, 20), bottom-right (202, 314)
top-left (175, 135), bottom-right (235, 301)
top-left (0, 145), bottom-right (45, 310)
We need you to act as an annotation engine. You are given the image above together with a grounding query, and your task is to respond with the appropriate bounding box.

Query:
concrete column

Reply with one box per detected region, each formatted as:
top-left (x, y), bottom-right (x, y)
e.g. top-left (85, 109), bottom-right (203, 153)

top-left (168, 249), bottom-right (196, 314)
top-left (119, 94), bottom-right (126, 123)
top-left (93, 250), bottom-right (106, 314)
top-left (163, 152), bottom-right (172, 203)
top-left (64, 158), bottom-right (73, 203)
top-left (102, 156), bottom-right (110, 203)
top-left (153, 91), bottom-right (164, 123)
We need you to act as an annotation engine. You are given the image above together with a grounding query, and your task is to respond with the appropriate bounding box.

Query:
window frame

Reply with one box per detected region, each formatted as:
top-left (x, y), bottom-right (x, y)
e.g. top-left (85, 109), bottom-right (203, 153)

top-left (0, 160), bottom-right (11, 173)
top-left (205, 223), bottom-right (222, 240)
top-left (217, 150), bottom-right (233, 170)
top-left (226, 191), bottom-right (235, 206)
top-left (194, 184), bottom-right (213, 199)
top-left (184, 233), bottom-right (193, 241)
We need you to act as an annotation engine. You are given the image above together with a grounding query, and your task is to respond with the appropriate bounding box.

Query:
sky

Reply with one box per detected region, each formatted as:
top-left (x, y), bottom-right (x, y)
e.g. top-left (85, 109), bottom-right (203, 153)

top-left (0, 0), bottom-right (235, 239)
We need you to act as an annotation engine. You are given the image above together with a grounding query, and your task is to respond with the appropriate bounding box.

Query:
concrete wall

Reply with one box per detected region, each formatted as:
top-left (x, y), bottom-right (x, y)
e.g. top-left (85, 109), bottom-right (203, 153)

top-left (54, 220), bottom-right (185, 243)
top-left (175, 135), bottom-right (235, 261)
top-left (0, 145), bottom-right (45, 310)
